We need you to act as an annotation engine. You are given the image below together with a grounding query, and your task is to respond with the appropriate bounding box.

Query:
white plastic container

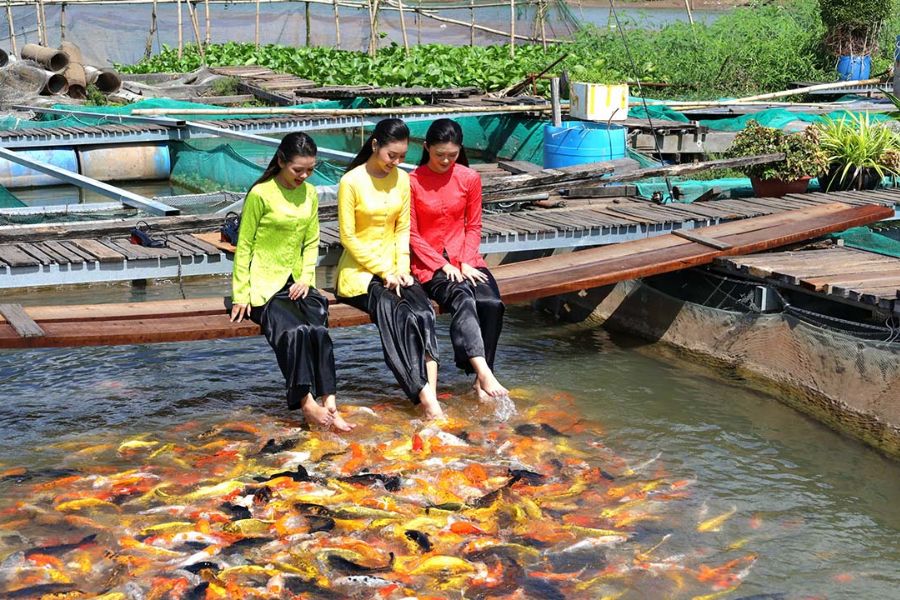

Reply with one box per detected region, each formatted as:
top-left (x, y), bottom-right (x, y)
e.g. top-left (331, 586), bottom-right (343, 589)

top-left (568, 82), bottom-right (629, 122)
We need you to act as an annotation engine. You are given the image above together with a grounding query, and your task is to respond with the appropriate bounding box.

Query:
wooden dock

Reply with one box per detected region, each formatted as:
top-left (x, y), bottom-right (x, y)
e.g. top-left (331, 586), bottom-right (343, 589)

top-left (0, 201), bottom-right (891, 348)
top-left (0, 189), bottom-right (897, 289)
top-left (714, 247), bottom-right (900, 313)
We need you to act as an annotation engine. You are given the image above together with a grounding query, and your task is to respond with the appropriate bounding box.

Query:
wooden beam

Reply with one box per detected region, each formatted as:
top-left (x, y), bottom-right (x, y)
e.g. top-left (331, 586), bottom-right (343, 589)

top-left (671, 229), bottom-right (733, 250)
top-left (0, 304), bottom-right (45, 337)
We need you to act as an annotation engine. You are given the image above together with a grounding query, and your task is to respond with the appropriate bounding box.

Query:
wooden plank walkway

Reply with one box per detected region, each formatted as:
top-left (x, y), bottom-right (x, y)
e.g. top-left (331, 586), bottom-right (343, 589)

top-left (0, 201), bottom-right (891, 348)
top-left (714, 246), bottom-right (900, 312)
top-left (0, 189), bottom-right (896, 289)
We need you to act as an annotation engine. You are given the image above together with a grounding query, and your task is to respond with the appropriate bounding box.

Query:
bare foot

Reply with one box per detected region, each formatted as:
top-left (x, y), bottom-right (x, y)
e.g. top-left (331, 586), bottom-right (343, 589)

top-left (419, 396), bottom-right (444, 420)
top-left (473, 381), bottom-right (492, 403)
top-left (301, 396), bottom-right (333, 429)
top-left (476, 372), bottom-right (508, 399)
top-left (330, 411), bottom-right (356, 432)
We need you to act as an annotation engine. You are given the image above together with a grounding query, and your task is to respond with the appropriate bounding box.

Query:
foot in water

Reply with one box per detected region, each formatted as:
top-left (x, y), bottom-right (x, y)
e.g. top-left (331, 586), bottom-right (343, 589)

top-left (323, 395), bottom-right (356, 432)
top-left (419, 396), bottom-right (445, 421)
top-left (301, 396), bottom-right (334, 429)
top-left (474, 372), bottom-right (509, 402)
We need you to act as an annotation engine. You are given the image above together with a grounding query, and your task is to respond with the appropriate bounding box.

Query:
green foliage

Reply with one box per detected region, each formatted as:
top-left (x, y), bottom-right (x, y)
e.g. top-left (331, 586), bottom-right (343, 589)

top-left (819, 0), bottom-right (895, 55)
top-left (84, 84), bottom-right (115, 107)
top-left (210, 76), bottom-right (239, 96)
top-left (729, 121), bottom-right (829, 180)
top-left (119, 0), bottom-right (893, 100)
top-left (815, 112), bottom-right (900, 186)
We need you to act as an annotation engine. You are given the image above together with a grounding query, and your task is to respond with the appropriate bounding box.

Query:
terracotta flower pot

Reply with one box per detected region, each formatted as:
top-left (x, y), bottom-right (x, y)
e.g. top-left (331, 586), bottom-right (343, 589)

top-left (750, 176), bottom-right (811, 198)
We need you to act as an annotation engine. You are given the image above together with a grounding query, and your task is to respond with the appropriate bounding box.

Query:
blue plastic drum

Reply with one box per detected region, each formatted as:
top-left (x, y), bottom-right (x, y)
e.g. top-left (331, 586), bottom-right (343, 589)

top-left (836, 55), bottom-right (872, 81)
top-left (543, 121), bottom-right (627, 169)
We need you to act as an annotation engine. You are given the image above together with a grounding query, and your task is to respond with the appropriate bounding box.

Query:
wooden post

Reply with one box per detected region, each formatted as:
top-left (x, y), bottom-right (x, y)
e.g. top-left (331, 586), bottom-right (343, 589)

top-left (416, 0), bottom-right (420, 45)
top-left (254, 0), bottom-right (260, 48)
top-left (145, 0), bottom-right (158, 59)
top-left (305, 1), bottom-right (311, 47)
top-left (469, 0), bottom-right (474, 46)
top-left (368, 0), bottom-right (381, 58)
top-left (550, 76), bottom-right (561, 126)
top-left (186, 0), bottom-right (206, 62)
top-left (332, 0), bottom-right (341, 48)
top-left (204, 0), bottom-right (210, 45)
top-left (5, 0), bottom-right (16, 57)
top-left (684, 0), bottom-right (694, 26)
top-left (398, 0), bottom-right (409, 56)
top-left (60, 2), bottom-right (66, 41)
top-left (509, 0), bottom-right (515, 58)
top-left (539, 0), bottom-right (547, 51)
top-left (177, 0), bottom-right (183, 60)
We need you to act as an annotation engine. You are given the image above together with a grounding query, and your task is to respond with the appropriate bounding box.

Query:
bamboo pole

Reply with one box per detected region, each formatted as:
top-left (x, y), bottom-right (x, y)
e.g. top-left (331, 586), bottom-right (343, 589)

top-left (415, 5), bottom-right (560, 43)
top-left (38, 0), bottom-right (48, 45)
top-left (509, 0), bottom-right (515, 58)
top-left (5, 0), bottom-right (17, 56)
top-left (397, 0), bottom-right (408, 56)
top-left (177, 0), bottom-right (183, 59)
top-left (332, 0), bottom-right (340, 47)
top-left (367, 0), bottom-right (380, 58)
top-left (145, 0), bottom-right (157, 58)
top-left (34, 0), bottom-right (44, 45)
top-left (133, 102), bottom-right (556, 116)
top-left (468, 0), bottom-right (474, 46)
top-left (415, 0), bottom-right (420, 44)
top-left (683, 0), bottom-right (693, 26)
top-left (665, 77), bottom-right (886, 107)
top-left (204, 0), bottom-right (210, 45)
top-left (539, 0), bottom-right (546, 51)
top-left (254, 0), bottom-right (259, 47)
top-left (305, 1), bottom-right (310, 45)
top-left (186, 0), bottom-right (205, 61)
top-left (60, 2), bottom-right (66, 40)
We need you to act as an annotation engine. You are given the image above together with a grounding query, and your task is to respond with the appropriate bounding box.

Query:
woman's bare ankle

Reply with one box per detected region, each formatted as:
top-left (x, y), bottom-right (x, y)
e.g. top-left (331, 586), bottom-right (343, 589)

top-left (418, 388), bottom-right (444, 420)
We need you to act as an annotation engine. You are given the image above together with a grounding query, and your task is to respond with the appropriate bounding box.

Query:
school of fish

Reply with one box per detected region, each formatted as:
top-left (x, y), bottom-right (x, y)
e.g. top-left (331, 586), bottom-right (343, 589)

top-left (0, 390), bottom-right (762, 599)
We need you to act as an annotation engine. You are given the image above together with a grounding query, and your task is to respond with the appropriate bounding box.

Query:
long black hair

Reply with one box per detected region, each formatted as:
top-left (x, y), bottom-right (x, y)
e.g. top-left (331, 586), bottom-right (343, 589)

top-left (346, 118), bottom-right (410, 173)
top-left (251, 132), bottom-right (318, 190)
top-left (419, 118), bottom-right (469, 167)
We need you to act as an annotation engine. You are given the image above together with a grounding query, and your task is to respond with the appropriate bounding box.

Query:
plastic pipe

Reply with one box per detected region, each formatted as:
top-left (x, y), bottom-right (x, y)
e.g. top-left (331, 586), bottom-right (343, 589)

top-left (20, 43), bottom-right (69, 72)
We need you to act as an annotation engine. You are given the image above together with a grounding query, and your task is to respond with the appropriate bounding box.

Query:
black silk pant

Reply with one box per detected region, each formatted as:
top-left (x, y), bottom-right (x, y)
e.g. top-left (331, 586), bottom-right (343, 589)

top-left (251, 280), bottom-right (336, 409)
top-left (424, 267), bottom-right (504, 374)
top-left (341, 277), bottom-right (439, 403)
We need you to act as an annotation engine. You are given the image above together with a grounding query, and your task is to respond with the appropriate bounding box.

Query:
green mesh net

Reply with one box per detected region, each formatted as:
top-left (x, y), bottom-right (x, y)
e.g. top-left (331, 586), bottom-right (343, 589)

top-left (828, 226), bottom-right (900, 259)
top-left (0, 185), bottom-right (25, 208)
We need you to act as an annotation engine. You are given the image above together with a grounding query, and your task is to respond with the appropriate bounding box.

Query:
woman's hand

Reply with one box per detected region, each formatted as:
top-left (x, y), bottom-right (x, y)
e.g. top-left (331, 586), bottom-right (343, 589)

top-left (441, 263), bottom-right (464, 283)
top-left (288, 282), bottom-right (310, 301)
top-left (384, 273), bottom-right (402, 296)
top-left (231, 303), bottom-right (251, 323)
top-left (398, 273), bottom-right (415, 287)
top-left (461, 263), bottom-right (488, 285)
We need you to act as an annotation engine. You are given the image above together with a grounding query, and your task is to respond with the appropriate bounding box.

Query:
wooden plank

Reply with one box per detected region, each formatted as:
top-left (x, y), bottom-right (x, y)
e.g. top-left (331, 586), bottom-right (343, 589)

top-left (43, 240), bottom-right (87, 263)
top-left (31, 242), bottom-right (73, 265)
top-left (68, 238), bottom-right (125, 263)
top-left (180, 234), bottom-right (224, 255)
top-left (0, 304), bottom-right (45, 337)
top-left (497, 160), bottom-right (542, 174)
top-left (15, 243), bottom-right (55, 266)
top-left (0, 244), bottom-right (42, 267)
top-left (162, 236), bottom-right (203, 257)
top-left (193, 231), bottom-right (236, 254)
top-left (799, 265), bottom-right (900, 291)
top-left (671, 229), bottom-right (733, 250)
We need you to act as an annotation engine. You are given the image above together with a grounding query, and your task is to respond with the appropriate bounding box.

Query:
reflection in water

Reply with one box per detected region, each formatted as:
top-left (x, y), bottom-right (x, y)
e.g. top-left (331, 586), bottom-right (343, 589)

top-left (0, 308), bottom-right (898, 597)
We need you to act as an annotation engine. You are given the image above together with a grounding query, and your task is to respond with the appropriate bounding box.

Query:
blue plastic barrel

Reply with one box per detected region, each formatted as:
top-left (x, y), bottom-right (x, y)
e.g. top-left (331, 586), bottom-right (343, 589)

top-left (543, 121), bottom-right (627, 169)
top-left (0, 148), bottom-right (79, 189)
top-left (836, 55), bottom-right (871, 81)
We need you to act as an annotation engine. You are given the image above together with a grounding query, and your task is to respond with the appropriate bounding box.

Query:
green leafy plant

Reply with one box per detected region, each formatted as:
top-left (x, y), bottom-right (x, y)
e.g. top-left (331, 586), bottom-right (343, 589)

top-left (814, 112), bottom-right (900, 189)
top-left (728, 121), bottom-right (828, 181)
top-left (819, 0), bottom-right (894, 56)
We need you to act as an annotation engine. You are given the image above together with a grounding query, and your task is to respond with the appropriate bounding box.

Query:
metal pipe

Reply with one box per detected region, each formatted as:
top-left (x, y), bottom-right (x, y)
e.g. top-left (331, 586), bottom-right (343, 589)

top-left (63, 62), bottom-right (87, 98)
top-left (20, 43), bottom-right (69, 72)
top-left (83, 65), bottom-right (123, 94)
top-left (0, 147), bottom-right (180, 216)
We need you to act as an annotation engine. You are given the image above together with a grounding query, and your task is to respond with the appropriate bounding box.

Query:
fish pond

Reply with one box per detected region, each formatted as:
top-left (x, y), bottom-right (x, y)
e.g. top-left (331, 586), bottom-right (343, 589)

top-left (0, 299), bottom-right (899, 598)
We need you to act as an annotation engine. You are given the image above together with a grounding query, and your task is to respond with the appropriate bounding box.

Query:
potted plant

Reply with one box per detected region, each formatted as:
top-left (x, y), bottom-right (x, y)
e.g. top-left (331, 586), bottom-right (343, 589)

top-left (819, 0), bottom-right (892, 80)
top-left (728, 121), bottom-right (828, 197)
top-left (815, 112), bottom-right (900, 191)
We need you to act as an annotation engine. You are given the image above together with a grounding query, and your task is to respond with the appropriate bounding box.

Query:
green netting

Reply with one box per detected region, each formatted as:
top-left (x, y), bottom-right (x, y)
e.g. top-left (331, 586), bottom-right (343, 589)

top-left (629, 100), bottom-right (893, 132)
top-left (828, 226), bottom-right (900, 259)
top-left (0, 185), bottom-right (25, 208)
